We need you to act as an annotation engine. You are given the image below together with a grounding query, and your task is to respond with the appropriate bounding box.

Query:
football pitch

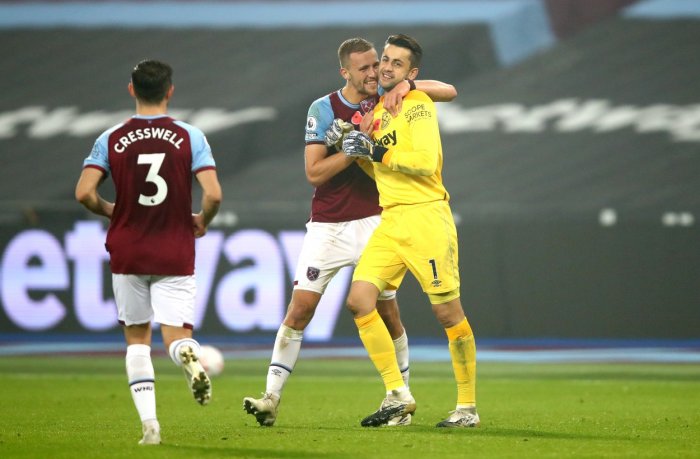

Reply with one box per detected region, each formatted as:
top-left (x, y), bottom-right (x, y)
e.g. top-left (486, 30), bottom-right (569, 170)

top-left (1, 355), bottom-right (698, 458)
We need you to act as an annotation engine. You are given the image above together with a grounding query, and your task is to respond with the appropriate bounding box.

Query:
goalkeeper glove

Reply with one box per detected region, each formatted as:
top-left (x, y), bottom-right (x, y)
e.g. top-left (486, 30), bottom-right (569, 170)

top-left (324, 118), bottom-right (355, 150)
top-left (342, 130), bottom-right (388, 162)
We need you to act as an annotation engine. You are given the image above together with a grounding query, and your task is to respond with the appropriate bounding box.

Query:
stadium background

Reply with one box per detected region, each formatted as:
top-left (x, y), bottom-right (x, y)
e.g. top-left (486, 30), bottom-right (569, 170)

top-left (0, 0), bottom-right (698, 351)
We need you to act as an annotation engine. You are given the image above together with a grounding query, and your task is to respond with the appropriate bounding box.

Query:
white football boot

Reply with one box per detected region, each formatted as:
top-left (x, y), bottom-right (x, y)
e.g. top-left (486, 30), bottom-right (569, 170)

top-left (138, 420), bottom-right (161, 445)
top-left (361, 389), bottom-right (416, 427)
top-left (179, 345), bottom-right (211, 405)
top-left (243, 392), bottom-right (280, 426)
top-left (435, 407), bottom-right (480, 428)
top-left (387, 413), bottom-right (412, 426)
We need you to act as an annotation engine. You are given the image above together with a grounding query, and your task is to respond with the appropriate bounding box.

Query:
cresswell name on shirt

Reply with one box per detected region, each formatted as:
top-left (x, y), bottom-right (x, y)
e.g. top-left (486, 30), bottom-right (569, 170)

top-left (114, 127), bottom-right (184, 153)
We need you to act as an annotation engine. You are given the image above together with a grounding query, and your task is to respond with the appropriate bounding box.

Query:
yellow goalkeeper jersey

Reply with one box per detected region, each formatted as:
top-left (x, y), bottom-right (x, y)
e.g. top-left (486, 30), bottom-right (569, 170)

top-left (369, 90), bottom-right (449, 208)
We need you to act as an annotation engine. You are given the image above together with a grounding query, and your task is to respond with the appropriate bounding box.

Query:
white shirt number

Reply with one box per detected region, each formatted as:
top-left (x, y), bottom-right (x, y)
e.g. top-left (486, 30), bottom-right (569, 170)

top-left (137, 153), bottom-right (168, 206)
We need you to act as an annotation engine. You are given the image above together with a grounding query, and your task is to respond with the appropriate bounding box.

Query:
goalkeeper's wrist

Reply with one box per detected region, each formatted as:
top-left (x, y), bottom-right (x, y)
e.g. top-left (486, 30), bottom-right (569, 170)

top-left (406, 79), bottom-right (416, 91)
top-left (371, 146), bottom-right (388, 162)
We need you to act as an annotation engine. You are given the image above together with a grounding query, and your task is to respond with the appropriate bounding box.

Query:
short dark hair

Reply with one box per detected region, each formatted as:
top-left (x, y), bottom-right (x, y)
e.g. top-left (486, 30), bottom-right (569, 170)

top-left (385, 34), bottom-right (423, 68)
top-left (337, 37), bottom-right (375, 68)
top-left (131, 60), bottom-right (173, 104)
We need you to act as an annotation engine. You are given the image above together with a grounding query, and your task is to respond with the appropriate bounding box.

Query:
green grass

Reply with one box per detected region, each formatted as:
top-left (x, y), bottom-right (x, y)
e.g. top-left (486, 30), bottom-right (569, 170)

top-left (1, 355), bottom-right (699, 458)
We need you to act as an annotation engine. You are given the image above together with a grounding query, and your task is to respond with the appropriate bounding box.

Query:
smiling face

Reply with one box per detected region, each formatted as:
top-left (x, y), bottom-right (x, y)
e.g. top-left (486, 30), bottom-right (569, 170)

top-left (340, 48), bottom-right (380, 101)
top-left (379, 44), bottom-right (419, 92)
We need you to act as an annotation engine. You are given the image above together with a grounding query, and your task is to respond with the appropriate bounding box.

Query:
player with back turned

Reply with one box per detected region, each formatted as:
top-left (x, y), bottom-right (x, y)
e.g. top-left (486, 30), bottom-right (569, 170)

top-left (75, 59), bottom-right (222, 445)
top-left (242, 37), bottom-right (457, 427)
top-left (341, 34), bottom-right (480, 428)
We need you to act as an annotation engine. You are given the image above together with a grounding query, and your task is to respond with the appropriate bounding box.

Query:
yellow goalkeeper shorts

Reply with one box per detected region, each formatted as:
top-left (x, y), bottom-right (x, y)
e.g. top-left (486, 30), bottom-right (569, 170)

top-left (353, 199), bottom-right (460, 295)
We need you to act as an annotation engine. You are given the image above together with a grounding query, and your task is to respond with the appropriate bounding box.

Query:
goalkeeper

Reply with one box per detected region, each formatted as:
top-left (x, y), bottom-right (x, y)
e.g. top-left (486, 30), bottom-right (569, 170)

top-left (243, 37), bottom-right (456, 427)
top-left (342, 34), bottom-right (479, 428)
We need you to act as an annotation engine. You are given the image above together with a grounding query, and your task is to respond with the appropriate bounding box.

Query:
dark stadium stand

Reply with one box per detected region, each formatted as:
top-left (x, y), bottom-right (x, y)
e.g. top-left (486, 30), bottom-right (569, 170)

top-left (2, 18), bottom-right (697, 219)
top-left (0, 26), bottom-right (498, 215)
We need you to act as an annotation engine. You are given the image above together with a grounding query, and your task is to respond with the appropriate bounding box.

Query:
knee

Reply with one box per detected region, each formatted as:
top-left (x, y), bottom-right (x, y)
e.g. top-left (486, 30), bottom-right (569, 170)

top-left (431, 298), bottom-right (465, 328)
top-left (433, 309), bottom-right (457, 328)
top-left (345, 292), bottom-right (362, 316)
top-left (346, 281), bottom-right (380, 317)
top-left (346, 290), bottom-right (372, 317)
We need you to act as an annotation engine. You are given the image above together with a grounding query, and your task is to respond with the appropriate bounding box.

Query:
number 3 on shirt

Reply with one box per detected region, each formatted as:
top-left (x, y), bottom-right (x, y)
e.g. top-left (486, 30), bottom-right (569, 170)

top-left (138, 153), bottom-right (168, 206)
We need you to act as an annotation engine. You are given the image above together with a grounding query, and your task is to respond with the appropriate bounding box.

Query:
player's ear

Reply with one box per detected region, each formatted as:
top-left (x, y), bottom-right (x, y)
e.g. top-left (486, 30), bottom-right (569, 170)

top-left (127, 82), bottom-right (136, 98)
top-left (408, 68), bottom-right (419, 80)
top-left (166, 85), bottom-right (175, 100)
top-left (339, 67), bottom-right (350, 81)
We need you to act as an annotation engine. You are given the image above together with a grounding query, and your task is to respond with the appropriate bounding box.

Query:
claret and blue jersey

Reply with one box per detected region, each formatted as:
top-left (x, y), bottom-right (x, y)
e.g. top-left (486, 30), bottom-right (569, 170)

top-left (83, 114), bottom-right (215, 276)
top-left (303, 90), bottom-right (382, 223)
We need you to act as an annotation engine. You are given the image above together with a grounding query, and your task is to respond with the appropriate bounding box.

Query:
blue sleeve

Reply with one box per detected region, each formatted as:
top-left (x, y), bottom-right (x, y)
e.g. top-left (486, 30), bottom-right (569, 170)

top-left (304, 95), bottom-right (334, 144)
top-left (175, 121), bottom-right (216, 172)
top-left (82, 129), bottom-right (111, 174)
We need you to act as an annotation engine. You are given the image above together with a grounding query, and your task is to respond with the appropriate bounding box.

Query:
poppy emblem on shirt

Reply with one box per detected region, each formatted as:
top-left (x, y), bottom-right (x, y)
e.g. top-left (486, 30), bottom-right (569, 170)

top-left (306, 267), bottom-right (320, 281)
top-left (351, 111), bottom-right (363, 126)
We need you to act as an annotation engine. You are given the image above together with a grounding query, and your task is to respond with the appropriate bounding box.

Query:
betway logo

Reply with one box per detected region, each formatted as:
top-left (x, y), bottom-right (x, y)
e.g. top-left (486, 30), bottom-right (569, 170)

top-left (437, 99), bottom-right (700, 142)
top-left (376, 130), bottom-right (397, 147)
top-left (0, 106), bottom-right (277, 138)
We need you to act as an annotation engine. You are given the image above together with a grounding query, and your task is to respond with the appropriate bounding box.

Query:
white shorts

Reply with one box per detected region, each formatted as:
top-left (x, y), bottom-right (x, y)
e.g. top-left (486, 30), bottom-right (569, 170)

top-left (113, 274), bottom-right (196, 328)
top-left (293, 215), bottom-right (396, 300)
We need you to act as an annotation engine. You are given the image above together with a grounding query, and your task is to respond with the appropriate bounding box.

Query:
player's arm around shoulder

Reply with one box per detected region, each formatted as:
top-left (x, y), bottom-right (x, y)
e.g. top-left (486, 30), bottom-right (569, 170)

top-left (414, 79), bottom-right (457, 102)
top-left (383, 79), bottom-right (457, 117)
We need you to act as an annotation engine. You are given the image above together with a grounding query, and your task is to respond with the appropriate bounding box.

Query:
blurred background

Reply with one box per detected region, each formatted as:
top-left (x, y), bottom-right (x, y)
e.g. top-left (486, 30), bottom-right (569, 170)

top-left (1, 0), bottom-right (698, 355)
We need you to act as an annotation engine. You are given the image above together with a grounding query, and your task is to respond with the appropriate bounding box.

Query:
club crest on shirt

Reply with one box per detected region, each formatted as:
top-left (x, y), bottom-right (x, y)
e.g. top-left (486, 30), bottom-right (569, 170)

top-left (360, 98), bottom-right (376, 114)
top-left (381, 111), bottom-right (392, 130)
top-left (306, 266), bottom-right (320, 281)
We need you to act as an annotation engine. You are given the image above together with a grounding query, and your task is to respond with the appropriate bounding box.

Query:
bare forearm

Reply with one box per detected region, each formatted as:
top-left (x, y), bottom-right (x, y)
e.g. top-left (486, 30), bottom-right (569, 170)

top-left (306, 152), bottom-right (354, 187)
top-left (78, 192), bottom-right (113, 218)
top-left (200, 191), bottom-right (221, 227)
top-left (194, 169), bottom-right (222, 227)
top-left (415, 80), bottom-right (457, 102)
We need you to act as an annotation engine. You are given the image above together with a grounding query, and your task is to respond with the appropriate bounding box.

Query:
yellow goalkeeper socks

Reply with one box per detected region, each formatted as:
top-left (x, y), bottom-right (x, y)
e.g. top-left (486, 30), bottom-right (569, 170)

top-left (445, 318), bottom-right (477, 407)
top-left (355, 309), bottom-right (404, 392)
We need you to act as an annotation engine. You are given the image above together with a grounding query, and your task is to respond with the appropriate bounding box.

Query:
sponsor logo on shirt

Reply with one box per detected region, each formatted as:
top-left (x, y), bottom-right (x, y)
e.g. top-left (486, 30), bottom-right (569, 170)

top-left (376, 130), bottom-right (397, 148)
top-left (404, 104), bottom-right (431, 124)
